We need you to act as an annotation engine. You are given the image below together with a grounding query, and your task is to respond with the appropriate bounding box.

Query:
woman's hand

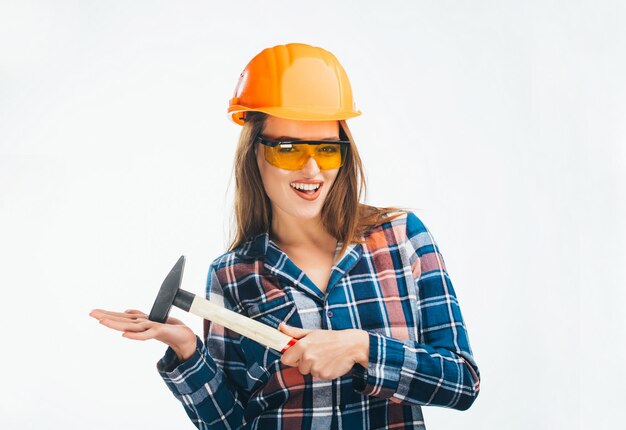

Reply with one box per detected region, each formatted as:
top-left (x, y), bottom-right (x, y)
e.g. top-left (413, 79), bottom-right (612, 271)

top-left (89, 309), bottom-right (197, 361)
top-left (278, 323), bottom-right (370, 380)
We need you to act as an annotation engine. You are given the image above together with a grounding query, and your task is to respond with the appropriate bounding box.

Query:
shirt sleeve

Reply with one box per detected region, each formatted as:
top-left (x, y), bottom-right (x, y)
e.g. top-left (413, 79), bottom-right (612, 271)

top-left (352, 211), bottom-right (481, 411)
top-left (156, 263), bottom-right (249, 429)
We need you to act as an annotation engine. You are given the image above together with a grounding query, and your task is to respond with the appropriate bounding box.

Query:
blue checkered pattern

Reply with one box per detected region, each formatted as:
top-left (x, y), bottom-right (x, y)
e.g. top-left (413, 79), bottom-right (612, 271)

top-left (157, 211), bottom-right (480, 429)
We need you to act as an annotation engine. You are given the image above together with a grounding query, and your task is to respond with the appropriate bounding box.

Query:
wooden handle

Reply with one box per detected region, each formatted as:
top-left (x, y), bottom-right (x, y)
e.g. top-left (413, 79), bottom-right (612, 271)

top-left (188, 296), bottom-right (297, 353)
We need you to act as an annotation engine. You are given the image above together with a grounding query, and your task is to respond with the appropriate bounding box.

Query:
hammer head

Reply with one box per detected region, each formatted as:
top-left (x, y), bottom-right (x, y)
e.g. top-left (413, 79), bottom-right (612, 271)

top-left (148, 255), bottom-right (185, 323)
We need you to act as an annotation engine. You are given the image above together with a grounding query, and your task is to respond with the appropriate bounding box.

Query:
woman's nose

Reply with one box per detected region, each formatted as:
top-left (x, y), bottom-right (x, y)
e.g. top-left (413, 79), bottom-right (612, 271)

top-left (301, 155), bottom-right (321, 176)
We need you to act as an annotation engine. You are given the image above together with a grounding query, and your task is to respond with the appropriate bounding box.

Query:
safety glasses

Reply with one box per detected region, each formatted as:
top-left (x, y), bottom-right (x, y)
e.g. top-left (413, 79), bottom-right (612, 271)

top-left (256, 135), bottom-right (349, 171)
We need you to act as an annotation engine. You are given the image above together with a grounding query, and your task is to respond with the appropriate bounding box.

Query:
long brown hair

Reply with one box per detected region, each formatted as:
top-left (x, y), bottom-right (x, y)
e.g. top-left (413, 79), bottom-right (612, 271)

top-left (227, 112), bottom-right (405, 258)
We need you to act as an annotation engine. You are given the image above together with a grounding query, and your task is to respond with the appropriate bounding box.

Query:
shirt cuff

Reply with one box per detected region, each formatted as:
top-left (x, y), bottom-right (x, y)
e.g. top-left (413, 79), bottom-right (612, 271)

top-left (156, 335), bottom-right (218, 396)
top-left (352, 332), bottom-right (405, 398)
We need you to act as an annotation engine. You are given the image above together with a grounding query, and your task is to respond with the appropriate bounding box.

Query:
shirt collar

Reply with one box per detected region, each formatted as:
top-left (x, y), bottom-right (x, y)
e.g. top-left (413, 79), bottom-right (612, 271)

top-left (234, 231), bottom-right (363, 267)
top-left (234, 232), bottom-right (270, 260)
top-left (234, 230), bottom-right (363, 300)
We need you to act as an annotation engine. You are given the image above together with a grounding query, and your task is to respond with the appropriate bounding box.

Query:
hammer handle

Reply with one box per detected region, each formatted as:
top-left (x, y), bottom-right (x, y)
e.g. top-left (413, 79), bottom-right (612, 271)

top-left (188, 296), bottom-right (297, 353)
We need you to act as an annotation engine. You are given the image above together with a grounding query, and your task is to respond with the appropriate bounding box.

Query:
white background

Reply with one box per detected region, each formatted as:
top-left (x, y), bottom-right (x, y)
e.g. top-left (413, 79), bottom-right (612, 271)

top-left (1, 1), bottom-right (625, 429)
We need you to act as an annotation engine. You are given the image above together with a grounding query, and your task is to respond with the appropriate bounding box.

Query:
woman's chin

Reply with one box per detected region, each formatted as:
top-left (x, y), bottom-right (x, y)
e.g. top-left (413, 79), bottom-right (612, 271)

top-left (290, 207), bottom-right (323, 220)
top-left (283, 201), bottom-right (325, 220)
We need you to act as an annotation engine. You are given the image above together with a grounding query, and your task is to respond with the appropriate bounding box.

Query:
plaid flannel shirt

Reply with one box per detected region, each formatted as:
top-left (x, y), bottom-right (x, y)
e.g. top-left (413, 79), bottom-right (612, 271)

top-left (157, 211), bottom-right (480, 429)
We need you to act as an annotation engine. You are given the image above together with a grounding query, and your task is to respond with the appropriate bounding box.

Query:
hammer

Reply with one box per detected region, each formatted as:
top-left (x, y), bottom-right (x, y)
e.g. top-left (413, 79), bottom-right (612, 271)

top-left (148, 256), bottom-right (297, 353)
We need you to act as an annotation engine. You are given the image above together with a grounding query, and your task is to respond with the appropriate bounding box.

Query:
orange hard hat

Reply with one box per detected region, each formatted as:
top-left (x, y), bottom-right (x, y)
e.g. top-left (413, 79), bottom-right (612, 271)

top-left (228, 43), bottom-right (361, 125)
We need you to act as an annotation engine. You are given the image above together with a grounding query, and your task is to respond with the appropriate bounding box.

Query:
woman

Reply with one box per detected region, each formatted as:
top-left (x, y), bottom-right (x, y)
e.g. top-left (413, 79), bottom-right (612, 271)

top-left (90, 43), bottom-right (480, 429)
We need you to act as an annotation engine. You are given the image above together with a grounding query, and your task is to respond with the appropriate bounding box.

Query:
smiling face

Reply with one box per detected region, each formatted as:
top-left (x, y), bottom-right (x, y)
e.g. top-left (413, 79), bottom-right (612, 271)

top-left (256, 116), bottom-right (341, 222)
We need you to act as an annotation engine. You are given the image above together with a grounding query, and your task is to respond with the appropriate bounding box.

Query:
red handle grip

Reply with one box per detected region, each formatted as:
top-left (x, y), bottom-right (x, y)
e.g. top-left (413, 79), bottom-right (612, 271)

top-left (280, 337), bottom-right (298, 353)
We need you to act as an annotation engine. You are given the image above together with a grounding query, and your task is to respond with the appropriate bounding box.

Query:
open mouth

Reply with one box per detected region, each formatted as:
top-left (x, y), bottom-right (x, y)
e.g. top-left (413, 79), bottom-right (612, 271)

top-left (290, 182), bottom-right (323, 200)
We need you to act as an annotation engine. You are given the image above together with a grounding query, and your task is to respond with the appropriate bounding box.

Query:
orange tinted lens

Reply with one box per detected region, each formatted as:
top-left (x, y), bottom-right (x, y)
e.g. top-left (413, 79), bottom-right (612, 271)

top-left (264, 143), bottom-right (345, 170)
top-left (312, 143), bottom-right (345, 170)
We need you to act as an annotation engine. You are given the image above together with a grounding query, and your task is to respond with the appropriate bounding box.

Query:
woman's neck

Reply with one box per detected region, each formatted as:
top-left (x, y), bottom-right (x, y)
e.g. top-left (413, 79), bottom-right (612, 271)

top-left (269, 207), bottom-right (337, 251)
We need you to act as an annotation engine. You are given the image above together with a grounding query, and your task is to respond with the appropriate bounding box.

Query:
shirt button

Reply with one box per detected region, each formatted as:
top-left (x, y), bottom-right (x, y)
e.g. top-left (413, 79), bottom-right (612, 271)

top-left (327, 310), bottom-right (334, 318)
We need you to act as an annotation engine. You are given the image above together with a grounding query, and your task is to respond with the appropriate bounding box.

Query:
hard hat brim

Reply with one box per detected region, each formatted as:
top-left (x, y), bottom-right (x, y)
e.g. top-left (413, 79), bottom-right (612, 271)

top-left (228, 105), bottom-right (361, 125)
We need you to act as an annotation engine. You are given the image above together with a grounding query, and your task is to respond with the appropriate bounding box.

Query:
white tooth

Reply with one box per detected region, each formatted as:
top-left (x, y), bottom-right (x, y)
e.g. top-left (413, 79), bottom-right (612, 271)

top-left (291, 182), bottom-right (320, 191)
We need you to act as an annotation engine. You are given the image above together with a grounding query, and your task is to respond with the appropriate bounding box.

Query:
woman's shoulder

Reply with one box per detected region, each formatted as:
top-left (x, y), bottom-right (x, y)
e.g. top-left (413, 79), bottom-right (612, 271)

top-left (362, 208), bottom-right (426, 236)
top-left (360, 208), bottom-right (436, 254)
top-left (206, 234), bottom-right (290, 312)
top-left (209, 233), bottom-right (268, 269)
top-left (205, 236), bottom-right (268, 306)
top-left (207, 233), bottom-right (271, 295)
